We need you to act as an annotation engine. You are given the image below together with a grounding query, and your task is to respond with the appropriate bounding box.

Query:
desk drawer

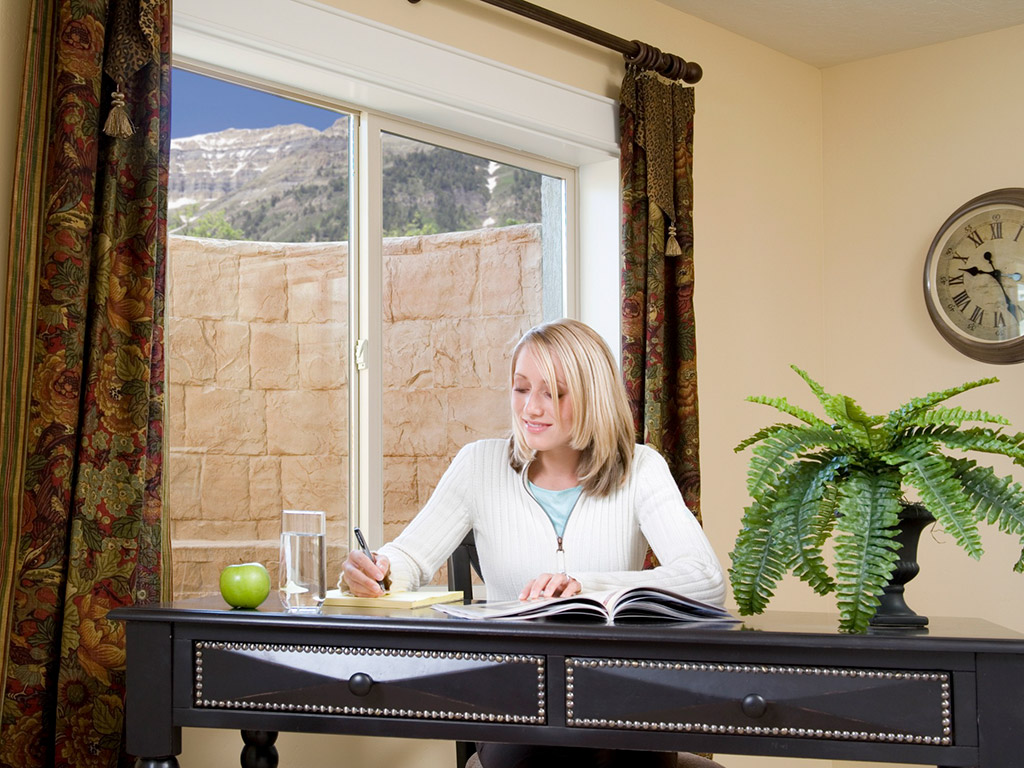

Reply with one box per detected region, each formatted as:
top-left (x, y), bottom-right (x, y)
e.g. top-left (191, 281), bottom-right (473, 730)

top-left (193, 640), bottom-right (545, 724)
top-left (566, 658), bottom-right (952, 745)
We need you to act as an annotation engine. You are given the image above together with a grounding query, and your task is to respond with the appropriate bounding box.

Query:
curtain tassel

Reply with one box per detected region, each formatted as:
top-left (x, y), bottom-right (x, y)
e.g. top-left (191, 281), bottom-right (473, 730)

top-left (103, 87), bottom-right (135, 139)
top-left (665, 223), bottom-right (683, 256)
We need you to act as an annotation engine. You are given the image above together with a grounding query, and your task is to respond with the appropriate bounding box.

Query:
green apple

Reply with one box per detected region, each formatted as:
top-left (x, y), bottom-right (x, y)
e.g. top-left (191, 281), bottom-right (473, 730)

top-left (219, 562), bottom-right (271, 609)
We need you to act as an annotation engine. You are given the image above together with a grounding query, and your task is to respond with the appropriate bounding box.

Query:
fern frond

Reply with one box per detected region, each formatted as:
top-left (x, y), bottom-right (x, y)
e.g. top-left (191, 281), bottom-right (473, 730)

top-left (745, 427), bottom-right (844, 497)
top-left (825, 394), bottom-right (883, 428)
top-left (819, 397), bottom-right (876, 450)
top-left (903, 406), bottom-right (1010, 429)
top-left (893, 446), bottom-right (983, 560)
top-left (881, 425), bottom-right (952, 462)
top-left (729, 499), bottom-right (793, 615)
top-left (885, 377), bottom-right (999, 430)
top-left (953, 461), bottom-right (1024, 540)
top-left (934, 428), bottom-right (1024, 463)
top-left (791, 364), bottom-right (829, 404)
top-left (744, 395), bottom-right (830, 428)
top-left (735, 423), bottom-right (801, 453)
top-left (833, 470), bottom-right (902, 634)
top-left (823, 394), bottom-right (882, 451)
top-left (787, 458), bottom-right (847, 595)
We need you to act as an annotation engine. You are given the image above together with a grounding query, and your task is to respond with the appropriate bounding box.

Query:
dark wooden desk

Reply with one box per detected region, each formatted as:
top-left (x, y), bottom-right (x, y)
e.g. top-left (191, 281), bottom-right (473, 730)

top-left (111, 598), bottom-right (1024, 768)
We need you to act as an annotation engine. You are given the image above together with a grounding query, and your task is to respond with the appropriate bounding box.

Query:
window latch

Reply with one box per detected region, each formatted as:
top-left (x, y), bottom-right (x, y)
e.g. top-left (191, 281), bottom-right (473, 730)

top-left (354, 338), bottom-right (368, 371)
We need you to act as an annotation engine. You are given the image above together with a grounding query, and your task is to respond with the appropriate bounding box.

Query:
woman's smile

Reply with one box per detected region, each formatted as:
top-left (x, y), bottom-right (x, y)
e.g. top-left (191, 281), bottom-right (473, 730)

top-left (511, 348), bottom-right (574, 454)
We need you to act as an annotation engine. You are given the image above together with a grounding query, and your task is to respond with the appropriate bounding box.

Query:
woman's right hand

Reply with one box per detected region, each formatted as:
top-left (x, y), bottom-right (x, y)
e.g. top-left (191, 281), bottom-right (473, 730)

top-left (341, 549), bottom-right (391, 596)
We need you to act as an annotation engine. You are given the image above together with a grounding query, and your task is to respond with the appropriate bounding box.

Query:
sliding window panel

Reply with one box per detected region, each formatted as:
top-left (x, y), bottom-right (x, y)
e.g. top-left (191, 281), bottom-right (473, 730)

top-left (167, 67), bottom-right (353, 598)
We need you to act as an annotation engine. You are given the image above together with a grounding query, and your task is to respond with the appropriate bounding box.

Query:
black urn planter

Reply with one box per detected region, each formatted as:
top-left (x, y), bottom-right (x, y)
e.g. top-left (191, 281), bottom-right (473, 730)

top-left (869, 503), bottom-right (935, 628)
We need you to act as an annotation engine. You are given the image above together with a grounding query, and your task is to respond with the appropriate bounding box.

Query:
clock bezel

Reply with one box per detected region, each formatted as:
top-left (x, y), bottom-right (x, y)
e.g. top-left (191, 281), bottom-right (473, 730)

top-left (923, 187), bottom-right (1024, 364)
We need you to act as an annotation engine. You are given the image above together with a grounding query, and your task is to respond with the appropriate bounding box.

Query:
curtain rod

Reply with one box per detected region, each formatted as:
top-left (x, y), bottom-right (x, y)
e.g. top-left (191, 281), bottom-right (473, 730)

top-left (407, 0), bottom-right (703, 84)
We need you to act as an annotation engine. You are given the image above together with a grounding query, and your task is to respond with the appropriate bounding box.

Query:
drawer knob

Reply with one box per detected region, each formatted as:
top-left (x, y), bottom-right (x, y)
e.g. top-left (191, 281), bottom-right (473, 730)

top-left (348, 672), bottom-right (374, 697)
top-left (741, 693), bottom-right (768, 718)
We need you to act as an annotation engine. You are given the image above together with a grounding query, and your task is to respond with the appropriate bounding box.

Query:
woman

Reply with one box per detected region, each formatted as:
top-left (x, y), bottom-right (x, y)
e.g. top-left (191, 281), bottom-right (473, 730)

top-left (341, 318), bottom-right (725, 767)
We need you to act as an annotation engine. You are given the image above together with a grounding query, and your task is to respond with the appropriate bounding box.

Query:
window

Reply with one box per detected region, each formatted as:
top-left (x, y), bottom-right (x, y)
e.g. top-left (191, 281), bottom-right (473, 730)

top-left (167, 69), bottom-right (574, 596)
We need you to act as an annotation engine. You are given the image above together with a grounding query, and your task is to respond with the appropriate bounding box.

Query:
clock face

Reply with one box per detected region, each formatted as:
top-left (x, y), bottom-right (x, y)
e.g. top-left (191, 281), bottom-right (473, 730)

top-left (924, 189), bottom-right (1024, 363)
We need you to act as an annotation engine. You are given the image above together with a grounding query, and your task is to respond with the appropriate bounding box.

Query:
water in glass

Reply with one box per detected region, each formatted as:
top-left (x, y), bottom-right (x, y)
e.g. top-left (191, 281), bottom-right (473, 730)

top-left (279, 510), bottom-right (326, 613)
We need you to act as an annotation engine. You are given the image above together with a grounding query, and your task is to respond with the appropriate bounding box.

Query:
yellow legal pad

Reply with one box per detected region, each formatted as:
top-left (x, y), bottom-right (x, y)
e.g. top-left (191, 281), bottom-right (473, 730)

top-left (323, 588), bottom-right (463, 609)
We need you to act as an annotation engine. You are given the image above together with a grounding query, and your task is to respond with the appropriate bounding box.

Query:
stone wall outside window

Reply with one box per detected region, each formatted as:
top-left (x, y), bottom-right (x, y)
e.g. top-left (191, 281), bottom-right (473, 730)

top-left (168, 224), bottom-right (543, 599)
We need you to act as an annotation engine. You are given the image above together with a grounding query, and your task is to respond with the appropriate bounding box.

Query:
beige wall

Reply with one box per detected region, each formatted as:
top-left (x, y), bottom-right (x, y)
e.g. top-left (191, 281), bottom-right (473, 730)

top-left (4, 3), bottom-right (1024, 768)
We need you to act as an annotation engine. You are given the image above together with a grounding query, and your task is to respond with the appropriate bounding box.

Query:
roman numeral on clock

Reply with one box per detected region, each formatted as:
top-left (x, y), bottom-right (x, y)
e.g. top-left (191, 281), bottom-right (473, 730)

top-left (970, 306), bottom-right (985, 324)
top-left (952, 290), bottom-right (971, 311)
top-left (965, 228), bottom-right (985, 247)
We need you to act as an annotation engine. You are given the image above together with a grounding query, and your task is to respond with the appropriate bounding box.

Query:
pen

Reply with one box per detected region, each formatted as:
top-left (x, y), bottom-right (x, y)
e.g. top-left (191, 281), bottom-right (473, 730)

top-left (353, 527), bottom-right (387, 593)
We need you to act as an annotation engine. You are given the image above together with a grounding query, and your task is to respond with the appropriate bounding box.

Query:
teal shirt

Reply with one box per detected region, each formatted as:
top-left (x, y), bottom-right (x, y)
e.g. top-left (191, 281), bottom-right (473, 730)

top-left (527, 481), bottom-right (583, 538)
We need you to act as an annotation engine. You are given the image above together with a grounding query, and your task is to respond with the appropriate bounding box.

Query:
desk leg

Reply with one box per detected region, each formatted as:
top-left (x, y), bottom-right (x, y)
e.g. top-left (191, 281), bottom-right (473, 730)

top-left (977, 652), bottom-right (1024, 768)
top-left (125, 622), bottom-right (181, 765)
top-left (241, 730), bottom-right (279, 768)
top-left (455, 741), bottom-right (476, 768)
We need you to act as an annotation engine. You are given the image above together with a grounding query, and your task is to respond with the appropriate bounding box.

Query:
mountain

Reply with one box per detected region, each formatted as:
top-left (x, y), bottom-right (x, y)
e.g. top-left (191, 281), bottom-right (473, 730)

top-left (169, 120), bottom-right (350, 242)
top-left (169, 120), bottom-right (542, 242)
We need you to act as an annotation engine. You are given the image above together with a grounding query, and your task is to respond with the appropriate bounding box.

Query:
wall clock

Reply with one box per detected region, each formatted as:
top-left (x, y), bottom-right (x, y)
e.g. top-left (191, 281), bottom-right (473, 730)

top-left (923, 188), bottom-right (1024, 363)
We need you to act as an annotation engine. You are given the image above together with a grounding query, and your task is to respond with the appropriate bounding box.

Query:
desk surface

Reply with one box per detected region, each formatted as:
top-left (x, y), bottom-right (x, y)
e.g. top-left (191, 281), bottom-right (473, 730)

top-left (112, 598), bottom-right (1024, 768)
top-left (118, 595), bottom-right (1024, 652)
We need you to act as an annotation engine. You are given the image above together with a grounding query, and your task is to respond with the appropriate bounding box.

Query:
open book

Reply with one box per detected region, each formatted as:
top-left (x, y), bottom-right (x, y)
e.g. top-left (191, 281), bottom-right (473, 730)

top-left (433, 586), bottom-right (736, 625)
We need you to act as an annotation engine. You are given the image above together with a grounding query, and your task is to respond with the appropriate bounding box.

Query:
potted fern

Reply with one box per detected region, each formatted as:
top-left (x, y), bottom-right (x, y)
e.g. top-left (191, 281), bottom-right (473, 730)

top-left (730, 366), bottom-right (1024, 633)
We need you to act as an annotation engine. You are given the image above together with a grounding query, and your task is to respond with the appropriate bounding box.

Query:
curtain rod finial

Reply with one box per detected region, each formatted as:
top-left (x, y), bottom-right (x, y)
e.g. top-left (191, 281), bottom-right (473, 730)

top-left (682, 61), bottom-right (702, 84)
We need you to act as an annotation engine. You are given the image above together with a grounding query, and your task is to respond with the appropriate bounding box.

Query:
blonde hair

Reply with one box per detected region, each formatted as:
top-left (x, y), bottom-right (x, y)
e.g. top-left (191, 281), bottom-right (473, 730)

top-left (508, 318), bottom-right (635, 496)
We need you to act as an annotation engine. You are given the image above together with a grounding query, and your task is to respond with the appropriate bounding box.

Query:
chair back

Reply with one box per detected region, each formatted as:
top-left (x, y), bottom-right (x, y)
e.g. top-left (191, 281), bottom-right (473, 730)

top-left (447, 531), bottom-right (481, 599)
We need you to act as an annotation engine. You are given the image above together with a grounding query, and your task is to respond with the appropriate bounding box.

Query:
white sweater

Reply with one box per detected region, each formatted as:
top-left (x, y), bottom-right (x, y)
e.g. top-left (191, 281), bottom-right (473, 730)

top-left (379, 439), bottom-right (726, 605)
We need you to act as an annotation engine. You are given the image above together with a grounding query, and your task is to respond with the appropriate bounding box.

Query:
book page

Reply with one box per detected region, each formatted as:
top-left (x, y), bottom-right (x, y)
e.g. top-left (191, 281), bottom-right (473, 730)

top-left (434, 594), bottom-right (610, 621)
top-left (608, 587), bottom-right (735, 621)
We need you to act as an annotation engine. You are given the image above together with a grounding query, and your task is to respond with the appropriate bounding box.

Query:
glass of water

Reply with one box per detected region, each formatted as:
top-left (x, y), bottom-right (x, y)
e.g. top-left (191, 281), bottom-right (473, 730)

top-left (279, 509), bottom-right (326, 613)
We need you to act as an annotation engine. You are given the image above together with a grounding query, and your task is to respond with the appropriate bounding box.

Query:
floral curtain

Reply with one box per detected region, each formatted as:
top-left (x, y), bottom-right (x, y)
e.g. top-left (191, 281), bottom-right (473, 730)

top-left (0, 0), bottom-right (171, 766)
top-left (620, 67), bottom-right (701, 522)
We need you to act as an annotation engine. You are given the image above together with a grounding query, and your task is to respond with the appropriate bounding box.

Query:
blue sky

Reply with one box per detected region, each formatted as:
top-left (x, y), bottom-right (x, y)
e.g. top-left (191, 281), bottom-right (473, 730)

top-left (171, 69), bottom-right (342, 139)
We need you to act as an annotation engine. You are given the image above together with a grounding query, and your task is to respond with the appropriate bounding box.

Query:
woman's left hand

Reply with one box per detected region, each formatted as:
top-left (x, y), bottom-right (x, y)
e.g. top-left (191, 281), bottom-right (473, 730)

top-left (519, 573), bottom-right (581, 600)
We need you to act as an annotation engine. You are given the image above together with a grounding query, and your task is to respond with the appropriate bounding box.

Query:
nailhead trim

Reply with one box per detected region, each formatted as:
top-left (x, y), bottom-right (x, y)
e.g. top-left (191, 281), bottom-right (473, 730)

top-left (564, 658), bottom-right (952, 745)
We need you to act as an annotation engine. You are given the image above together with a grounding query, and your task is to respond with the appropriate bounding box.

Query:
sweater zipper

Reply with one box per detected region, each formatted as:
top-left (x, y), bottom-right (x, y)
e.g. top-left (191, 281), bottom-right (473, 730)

top-left (523, 470), bottom-right (580, 574)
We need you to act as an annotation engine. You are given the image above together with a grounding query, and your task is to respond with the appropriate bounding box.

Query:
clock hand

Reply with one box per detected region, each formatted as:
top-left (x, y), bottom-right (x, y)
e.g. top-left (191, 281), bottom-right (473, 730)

top-left (959, 266), bottom-right (994, 277)
top-left (983, 252), bottom-right (1019, 320)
